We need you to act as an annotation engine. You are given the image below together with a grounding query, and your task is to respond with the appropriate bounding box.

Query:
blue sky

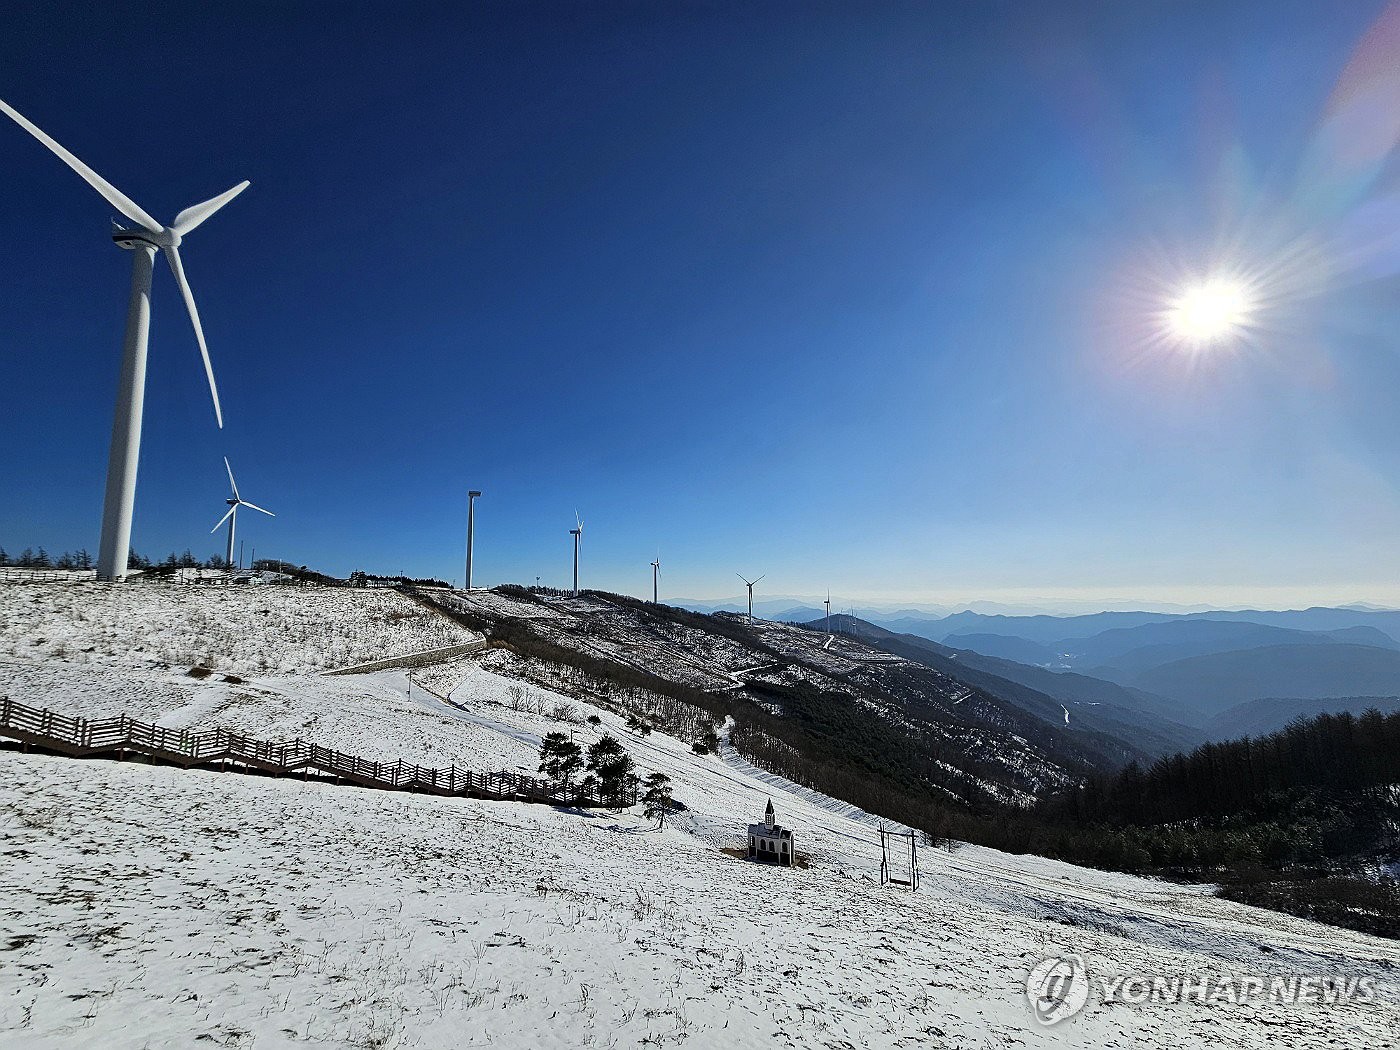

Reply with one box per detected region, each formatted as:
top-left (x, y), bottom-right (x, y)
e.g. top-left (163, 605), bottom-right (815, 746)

top-left (4, 1), bottom-right (1400, 609)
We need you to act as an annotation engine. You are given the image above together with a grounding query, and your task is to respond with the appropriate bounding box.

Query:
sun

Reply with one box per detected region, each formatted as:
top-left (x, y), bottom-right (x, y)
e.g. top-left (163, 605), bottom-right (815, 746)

top-left (1165, 278), bottom-right (1254, 345)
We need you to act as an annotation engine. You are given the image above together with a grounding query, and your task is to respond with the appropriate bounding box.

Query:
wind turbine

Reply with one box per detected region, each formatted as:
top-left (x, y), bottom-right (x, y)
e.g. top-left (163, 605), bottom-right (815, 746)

top-left (737, 573), bottom-right (765, 622)
top-left (824, 590), bottom-right (832, 635)
top-left (0, 97), bottom-right (248, 582)
top-left (212, 458), bottom-right (274, 570)
top-left (651, 552), bottom-right (661, 604)
top-left (570, 512), bottom-right (584, 596)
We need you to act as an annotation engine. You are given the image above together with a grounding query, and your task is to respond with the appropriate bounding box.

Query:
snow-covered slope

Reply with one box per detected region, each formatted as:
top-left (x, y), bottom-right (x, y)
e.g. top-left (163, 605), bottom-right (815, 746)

top-left (432, 589), bottom-right (1127, 804)
top-left (0, 581), bottom-right (475, 676)
top-left (2, 582), bottom-right (1397, 1048)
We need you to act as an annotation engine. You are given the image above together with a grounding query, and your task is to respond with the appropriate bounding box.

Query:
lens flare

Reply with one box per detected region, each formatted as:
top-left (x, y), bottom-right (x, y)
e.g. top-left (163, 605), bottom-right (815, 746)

top-left (1164, 278), bottom-right (1255, 346)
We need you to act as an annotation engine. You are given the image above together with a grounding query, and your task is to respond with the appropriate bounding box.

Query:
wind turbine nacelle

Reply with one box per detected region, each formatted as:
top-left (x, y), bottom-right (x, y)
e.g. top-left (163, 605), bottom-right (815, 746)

top-left (112, 223), bottom-right (178, 250)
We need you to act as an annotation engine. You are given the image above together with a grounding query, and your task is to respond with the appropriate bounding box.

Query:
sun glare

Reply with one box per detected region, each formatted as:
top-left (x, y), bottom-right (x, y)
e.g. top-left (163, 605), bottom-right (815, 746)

top-left (1165, 278), bottom-right (1254, 346)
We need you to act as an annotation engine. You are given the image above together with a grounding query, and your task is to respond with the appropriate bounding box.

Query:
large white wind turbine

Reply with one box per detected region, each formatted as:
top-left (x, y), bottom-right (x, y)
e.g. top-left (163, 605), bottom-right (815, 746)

top-left (737, 573), bottom-right (765, 622)
top-left (0, 97), bottom-right (248, 582)
top-left (211, 458), bottom-right (274, 570)
top-left (651, 552), bottom-right (661, 604)
top-left (570, 512), bottom-right (584, 596)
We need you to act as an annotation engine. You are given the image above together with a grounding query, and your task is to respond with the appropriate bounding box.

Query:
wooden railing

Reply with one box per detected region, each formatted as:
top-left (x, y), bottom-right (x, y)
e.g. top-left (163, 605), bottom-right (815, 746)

top-left (0, 697), bottom-right (632, 808)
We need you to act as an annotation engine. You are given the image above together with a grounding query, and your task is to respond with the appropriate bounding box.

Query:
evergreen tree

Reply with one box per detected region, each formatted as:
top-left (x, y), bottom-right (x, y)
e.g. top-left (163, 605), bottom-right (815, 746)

top-left (179, 549), bottom-right (198, 568)
top-left (74, 549), bottom-right (92, 570)
top-left (34, 547), bottom-right (51, 568)
top-left (641, 772), bottom-right (673, 828)
top-left (55, 551), bottom-right (76, 570)
top-left (0, 547), bottom-right (8, 566)
top-left (537, 731), bottom-right (584, 787)
top-left (17, 548), bottom-right (35, 567)
top-left (586, 734), bottom-right (635, 809)
top-left (693, 726), bottom-right (720, 755)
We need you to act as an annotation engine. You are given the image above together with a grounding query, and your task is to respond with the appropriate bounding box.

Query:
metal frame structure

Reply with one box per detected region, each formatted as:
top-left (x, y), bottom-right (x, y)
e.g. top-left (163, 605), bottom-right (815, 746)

top-left (879, 828), bottom-right (920, 890)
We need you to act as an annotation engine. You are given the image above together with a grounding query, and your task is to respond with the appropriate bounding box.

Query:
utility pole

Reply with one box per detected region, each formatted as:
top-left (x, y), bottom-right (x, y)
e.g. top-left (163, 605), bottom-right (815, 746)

top-left (464, 489), bottom-right (481, 590)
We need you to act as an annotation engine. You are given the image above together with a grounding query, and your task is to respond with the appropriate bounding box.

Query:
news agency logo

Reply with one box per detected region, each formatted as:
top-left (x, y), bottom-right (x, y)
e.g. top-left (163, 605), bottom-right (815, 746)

top-left (1026, 954), bottom-right (1376, 1026)
top-left (1026, 954), bottom-right (1091, 1026)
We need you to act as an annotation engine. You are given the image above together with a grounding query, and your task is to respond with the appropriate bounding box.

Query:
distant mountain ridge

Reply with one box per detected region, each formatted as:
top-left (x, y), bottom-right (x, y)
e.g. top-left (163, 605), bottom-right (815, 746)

top-left (1128, 643), bottom-right (1400, 715)
top-left (812, 614), bottom-right (1204, 759)
top-left (1204, 696), bottom-right (1400, 739)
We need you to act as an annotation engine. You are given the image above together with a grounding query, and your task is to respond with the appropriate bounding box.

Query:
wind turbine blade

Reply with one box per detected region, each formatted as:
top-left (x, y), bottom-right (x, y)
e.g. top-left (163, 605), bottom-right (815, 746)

top-left (0, 97), bottom-right (162, 233)
top-left (754, 575), bottom-right (766, 584)
top-left (165, 246), bottom-right (224, 428)
top-left (172, 181), bottom-right (249, 235)
top-left (239, 500), bottom-right (275, 517)
top-left (223, 456), bottom-right (240, 501)
top-left (211, 506), bottom-right (236, 533)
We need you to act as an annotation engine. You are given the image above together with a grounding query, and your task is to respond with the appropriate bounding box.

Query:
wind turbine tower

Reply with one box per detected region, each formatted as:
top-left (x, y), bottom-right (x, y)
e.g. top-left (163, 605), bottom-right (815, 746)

top-left (570, 512), bottom-right (584, 596)
top-left (651, 553), bottom-right (661, 604)
top-left (825, 590), bottom-right (832, 635)
top-left (737, 573), bottom-right (765, 622)
top-left (464, 489), bottom-right (481, 590)
top-left (0, 98), bottom-right (248, 582)
top-left (212, 458), bottom-right (274, 570)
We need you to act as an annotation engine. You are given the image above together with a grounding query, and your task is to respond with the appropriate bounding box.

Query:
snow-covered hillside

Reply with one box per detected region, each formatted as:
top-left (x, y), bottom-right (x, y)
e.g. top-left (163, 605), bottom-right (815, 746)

top-left (2, 582), bottom-right (1398, 1048)
top-left (0, 581), bottom-right (475, 676)
top-left (432, 588), bottom-right (1106, 803)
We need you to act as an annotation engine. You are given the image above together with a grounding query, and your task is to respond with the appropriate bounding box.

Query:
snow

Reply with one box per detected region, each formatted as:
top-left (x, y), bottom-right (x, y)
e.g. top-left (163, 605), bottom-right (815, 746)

top-left (1, 582), bottom-right (1398, 1048)
top-left (0, 581), bottom-right (477, 677)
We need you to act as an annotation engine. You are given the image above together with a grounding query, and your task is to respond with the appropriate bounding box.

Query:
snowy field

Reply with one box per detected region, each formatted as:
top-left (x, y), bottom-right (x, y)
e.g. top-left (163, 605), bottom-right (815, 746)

top-left (0, 581), bottom-right (476, 676)
top-left (1, 583), bottom-right (1397, 1047)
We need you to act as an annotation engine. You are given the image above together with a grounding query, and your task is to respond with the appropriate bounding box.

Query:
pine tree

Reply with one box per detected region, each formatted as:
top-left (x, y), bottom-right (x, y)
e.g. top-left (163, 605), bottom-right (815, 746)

top-left (74, 549), bottom-right (92, 570)
top-left (55, 551), bottom-right (76, 570)
top-left (538, 731), bottom-right (584, 788)
top-left (0, 547), bottom-right (8, 566)
top-left (34, 547), bottom-right (51, 568)
top-left (586, 734), bottom-right (635, 809)
top-left (641, 772), bottom-right (673, 828)
top-left (17, 548), bottom-right (35, 567)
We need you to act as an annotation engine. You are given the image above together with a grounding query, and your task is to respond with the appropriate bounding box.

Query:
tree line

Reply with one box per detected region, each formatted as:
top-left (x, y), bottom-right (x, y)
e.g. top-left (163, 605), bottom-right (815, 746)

top-left (1, 546), bottom-right (239, 571)
top-left (1, 547), bottom-right (92, 569)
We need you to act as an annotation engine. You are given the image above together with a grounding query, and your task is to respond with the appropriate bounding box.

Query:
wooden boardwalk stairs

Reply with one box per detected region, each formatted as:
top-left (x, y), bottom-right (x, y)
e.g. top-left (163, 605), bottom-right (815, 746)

top-left (0, 697), bottom-right (627, 808)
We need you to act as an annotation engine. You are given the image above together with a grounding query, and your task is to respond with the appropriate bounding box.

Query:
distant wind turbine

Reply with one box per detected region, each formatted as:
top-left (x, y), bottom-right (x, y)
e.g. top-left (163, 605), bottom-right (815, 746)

top-left (651, 552), bottom-right (661, 604)
top-left (825, 590), bottom-right (832, 635)
top-left (212, 458), bottom-right (274, 570)
top-left (570, 512), bottom-right (584, 596)
top-left (0, 97), bottom-right (248, 583)
top-left (737, 573), bottom-right (765, 622)
top-left (464, 489), bottom-right (481, 590)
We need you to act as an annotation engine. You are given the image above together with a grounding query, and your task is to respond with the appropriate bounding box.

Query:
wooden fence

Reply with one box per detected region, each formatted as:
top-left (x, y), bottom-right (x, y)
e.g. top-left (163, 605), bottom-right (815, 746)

top-left (0, 697), bottom-right (630, 808)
